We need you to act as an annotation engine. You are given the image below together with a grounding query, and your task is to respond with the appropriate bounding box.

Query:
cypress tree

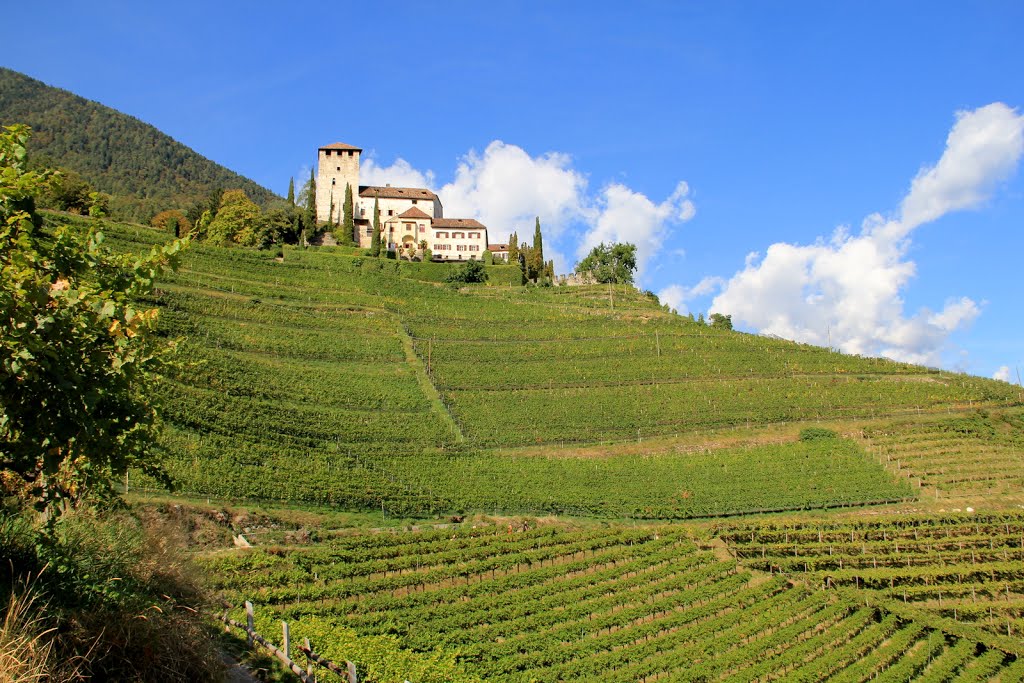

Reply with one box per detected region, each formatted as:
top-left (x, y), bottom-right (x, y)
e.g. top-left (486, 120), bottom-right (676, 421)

top-left (303, 169), bottom-right (316, 231)
top-left (286, 177), bottom-right (295, 205)
top-left (531, 217), bottom-right (544, 282)
top-left (342, 183), bottom-right (355, 242)
top-left (508, 231), bottom-right (519, 265)
top-left (370, 198), bottom-right (381, 257)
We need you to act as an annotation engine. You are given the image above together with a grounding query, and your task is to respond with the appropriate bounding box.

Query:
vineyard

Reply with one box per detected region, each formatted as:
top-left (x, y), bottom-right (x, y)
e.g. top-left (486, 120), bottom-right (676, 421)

top-left (64, 215), bottom-right (1024, 680)
top-left (717, 511), bottom-right (1024, 646)
top-left (81, 216), bottom-right (1022, 519)
top-left (203, 522), bottom-right (1024, 682)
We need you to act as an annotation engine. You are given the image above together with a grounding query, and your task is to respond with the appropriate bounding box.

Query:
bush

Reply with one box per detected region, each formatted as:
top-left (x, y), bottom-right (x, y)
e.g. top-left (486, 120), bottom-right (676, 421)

top-left (445, 259), bottom-right (488, 284)
top-left (799, 427), bottom-right (838, 441)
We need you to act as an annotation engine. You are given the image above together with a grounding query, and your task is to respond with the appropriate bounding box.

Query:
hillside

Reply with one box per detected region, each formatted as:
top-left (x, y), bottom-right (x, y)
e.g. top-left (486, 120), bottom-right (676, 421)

top-left (0, 68), bottom-right (278, 220)
top-left (49, 213), bottom-right (1024, 681)
top-left (83, 215), bottom-right (1021, 520)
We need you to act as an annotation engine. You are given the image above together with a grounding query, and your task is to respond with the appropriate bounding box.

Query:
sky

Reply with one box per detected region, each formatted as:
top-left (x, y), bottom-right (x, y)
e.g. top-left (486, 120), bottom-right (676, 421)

top-left (5, 1), bottom-right (1023, 382)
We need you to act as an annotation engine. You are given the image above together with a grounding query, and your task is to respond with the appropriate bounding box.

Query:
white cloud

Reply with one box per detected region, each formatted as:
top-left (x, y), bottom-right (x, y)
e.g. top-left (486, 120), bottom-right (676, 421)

top-left (900, 103), bottom-right (1024, 233)
top-left (361, 156), bottom-right (436, 190)
top-left (438, 141), bottom-right (589, 241)
top-left (706, 103), bottom-right (1024, 367)
top-left (993, 365), bottom-right (1012, 382)
top-left (658, 276), bottom-right (724, 314)
top-left (578, 181), bottom-right (696, 276)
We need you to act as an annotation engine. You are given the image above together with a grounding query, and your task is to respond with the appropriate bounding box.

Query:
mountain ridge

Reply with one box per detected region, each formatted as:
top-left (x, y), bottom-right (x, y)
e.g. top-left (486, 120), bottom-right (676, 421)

top-left (0, 67), bottom-right (279, 221)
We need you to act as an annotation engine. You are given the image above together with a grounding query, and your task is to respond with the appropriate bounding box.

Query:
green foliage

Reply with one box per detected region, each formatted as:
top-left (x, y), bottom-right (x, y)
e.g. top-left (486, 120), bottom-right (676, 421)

top-left (445, 259), bottom-right (488, 284)
top-left (576, 241), bottom-right (638, 284)
top-left (301, 169), bottom-right (316, 241)
top-left (507, 231), bottom-right (519, 267)
top-left (205, 189), bottom-right (274, 248)
top-left (530, 216), bottom-right (544, 281)
top-left (342, 182), bottom-right (355, 241)
top-left (709, 312), bottom-right (733, 330)
top-left (0, 68), bottom-right (277, 222)
top-left (38, 166), bottom-right (93, 214)
top-left (799, 427), bottom-right (838, 441)
top-left (286, 177), bottom-right (295, 205)
top-left (371, 198), bottom-right (381, 257)
top-left (482, 249), bottom-right (493, 265)
top-left (0, 124), bottom-right (187, 517)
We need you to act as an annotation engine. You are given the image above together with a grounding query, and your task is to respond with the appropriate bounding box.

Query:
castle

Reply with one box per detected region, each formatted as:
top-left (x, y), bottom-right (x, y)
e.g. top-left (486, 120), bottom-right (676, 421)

top-left (316, 143), bottom-right (492, 260)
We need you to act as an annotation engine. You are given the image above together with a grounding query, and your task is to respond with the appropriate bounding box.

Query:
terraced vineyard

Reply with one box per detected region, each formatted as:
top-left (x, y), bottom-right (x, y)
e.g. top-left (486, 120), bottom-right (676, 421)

top-left (862, 411), bottom-right (1024, 504)
top-left (717, 511), bottom-right (1024, 644)
top-left (84, 217), bottom-right (1019, 520)
top-left (69, 215), bottom-right (1024, 679)
top-left (205, 523), bottom-right (1024, 682)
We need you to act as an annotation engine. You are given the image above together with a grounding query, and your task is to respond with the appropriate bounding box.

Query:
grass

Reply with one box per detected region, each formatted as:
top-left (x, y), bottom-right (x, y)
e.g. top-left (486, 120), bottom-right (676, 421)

top-left (0, 507), bottom-right (226, 682)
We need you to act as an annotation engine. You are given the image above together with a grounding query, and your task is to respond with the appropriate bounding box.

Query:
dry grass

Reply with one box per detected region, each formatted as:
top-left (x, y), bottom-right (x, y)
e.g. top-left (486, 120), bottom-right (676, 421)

top-left (0, 574), bottom-right (88, 683)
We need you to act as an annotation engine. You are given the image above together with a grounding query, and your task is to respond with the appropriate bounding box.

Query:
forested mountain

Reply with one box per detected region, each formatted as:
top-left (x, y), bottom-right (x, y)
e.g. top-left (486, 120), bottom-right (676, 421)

top-left (0, 67), bottom-right (278, 221)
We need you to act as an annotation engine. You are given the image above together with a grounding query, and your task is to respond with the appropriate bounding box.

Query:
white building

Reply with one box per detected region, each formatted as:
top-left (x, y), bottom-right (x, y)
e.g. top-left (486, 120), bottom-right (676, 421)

top-left (316, 142), bottom-right (489, 261)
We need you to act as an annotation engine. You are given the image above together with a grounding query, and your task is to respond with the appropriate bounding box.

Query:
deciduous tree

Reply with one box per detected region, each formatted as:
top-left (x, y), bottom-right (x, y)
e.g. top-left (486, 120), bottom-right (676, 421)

top-left (0, 124), bottom-right (188, 519)
top-left (575, 242), bottom-right (637, 284)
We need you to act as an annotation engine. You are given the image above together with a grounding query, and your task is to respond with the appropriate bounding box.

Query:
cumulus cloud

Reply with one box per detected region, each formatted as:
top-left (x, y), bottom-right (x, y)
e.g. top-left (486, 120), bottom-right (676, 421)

top-left (993, 365), bottom-right (1012, 382)
top-left (578, 181), bottom-right (696, 275)
top-left (361, 156), bottom-right (436, 190)
top-left (707, 103), bottom-right (1024, 367)
top-left (438, 141), bottom-right (589, 242)
top-left (658, 276), bottom-right (724, 315)
top-left (360, 140), bottom-right (694, 277)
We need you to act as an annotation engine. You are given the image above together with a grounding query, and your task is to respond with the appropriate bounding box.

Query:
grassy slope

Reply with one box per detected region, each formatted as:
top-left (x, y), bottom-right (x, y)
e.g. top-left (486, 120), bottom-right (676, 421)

top-left (86, 215), bottom-right (1021, 522)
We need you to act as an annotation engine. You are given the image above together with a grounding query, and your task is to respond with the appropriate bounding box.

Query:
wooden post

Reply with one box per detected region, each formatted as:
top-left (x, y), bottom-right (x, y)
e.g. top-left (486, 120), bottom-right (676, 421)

top-left (245, 601), bottom-right (254, 648)
top-left (282, 621), bottom-right (290, 660)
top-left (347, 660), bottom-right (358, 683)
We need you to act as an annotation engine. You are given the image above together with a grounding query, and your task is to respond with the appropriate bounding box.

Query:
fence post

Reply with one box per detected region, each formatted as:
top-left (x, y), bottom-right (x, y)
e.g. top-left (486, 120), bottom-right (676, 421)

top-left (347, 660), bottom-right (358, 683)
top-left (304, 638), bottom-right (314, 679)
top-left (245, 601), bottom-right (254, 648)
top-left (282, 621), bottom-right (290, 660)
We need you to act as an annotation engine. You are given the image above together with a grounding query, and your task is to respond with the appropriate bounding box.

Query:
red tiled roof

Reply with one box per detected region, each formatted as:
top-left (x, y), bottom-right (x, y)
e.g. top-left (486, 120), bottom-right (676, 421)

top-left (488, 243), bottom-right (510, 251)
top-left (433, 218), bottom-right (487, 229)
top-left (360, 185), bottom-right (438, 201)
top-left (398, 207), bottom-right (432, 219)
top-left (319, 142), bottom-right (362, 151)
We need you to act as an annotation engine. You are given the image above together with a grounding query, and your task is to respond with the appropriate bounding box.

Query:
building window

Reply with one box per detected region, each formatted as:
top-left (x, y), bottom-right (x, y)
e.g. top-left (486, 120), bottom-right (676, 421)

top-left (419, 225), bottom-right (425, 233)
top-left (336, 167), bottom-right (340, 171)
top-left (412, 199), bottom-right (418, 204)
top-left (388, 210), bottom-right (394, 216)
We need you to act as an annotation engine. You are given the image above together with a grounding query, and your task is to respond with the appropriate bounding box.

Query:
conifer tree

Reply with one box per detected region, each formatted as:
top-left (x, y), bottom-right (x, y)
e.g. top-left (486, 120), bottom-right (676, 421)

top-left (531, 217), bottom-right (544, 281)
top-left (370, 198), bottom-right (381, 256)
top-left (303, 169), bottom-right (316, 232)
top-left (342, 183), bottom-right (355, 242)
top-left (287, 177), bottom-right (295, 205)
top-left (508, 231), bottom-right (519, 265)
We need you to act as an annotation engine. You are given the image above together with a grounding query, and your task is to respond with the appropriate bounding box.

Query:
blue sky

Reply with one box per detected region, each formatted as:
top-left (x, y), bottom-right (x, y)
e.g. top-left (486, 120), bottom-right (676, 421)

top-left (5, 1), bottom-right (1023, 381)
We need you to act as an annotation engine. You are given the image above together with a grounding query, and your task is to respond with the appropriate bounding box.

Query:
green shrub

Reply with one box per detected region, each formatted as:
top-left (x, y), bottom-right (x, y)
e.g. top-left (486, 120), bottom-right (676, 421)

top-left (799, 427), bottom-right (838, 441)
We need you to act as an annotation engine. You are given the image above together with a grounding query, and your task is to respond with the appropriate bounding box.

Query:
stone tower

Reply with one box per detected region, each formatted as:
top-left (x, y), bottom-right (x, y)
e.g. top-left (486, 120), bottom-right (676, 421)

top-left (316, 143), bottom-right (362, 224)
